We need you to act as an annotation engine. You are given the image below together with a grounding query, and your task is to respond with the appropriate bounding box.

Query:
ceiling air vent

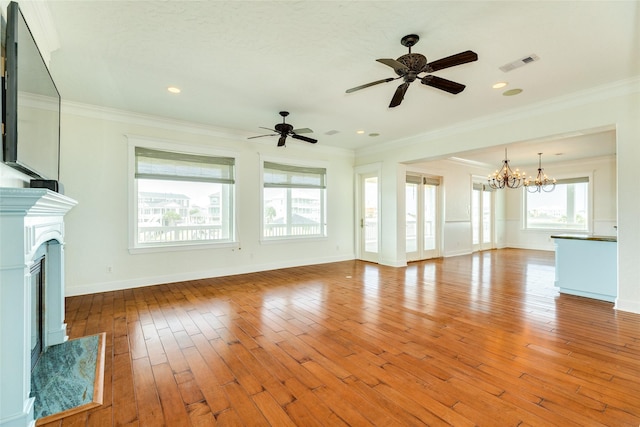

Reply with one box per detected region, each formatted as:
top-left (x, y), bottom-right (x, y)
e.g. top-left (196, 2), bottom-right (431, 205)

top-left (499, 54), bottom-right (540, 72)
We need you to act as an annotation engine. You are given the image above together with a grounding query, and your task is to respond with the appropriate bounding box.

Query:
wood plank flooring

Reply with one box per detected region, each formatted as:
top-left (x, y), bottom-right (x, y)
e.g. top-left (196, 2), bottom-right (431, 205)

top-left (41, 249), bottom-right (640, 426)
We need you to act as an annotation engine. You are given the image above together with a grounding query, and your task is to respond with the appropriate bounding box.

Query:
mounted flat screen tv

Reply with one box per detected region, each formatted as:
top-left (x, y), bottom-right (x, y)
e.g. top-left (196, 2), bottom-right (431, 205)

top-left (2, 1), bottom-right (61, 181)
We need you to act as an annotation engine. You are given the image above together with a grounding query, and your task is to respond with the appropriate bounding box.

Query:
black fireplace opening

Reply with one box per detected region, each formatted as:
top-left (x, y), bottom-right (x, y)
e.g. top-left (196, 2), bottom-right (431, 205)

top-left (30, 255), bottom-right (45, 372)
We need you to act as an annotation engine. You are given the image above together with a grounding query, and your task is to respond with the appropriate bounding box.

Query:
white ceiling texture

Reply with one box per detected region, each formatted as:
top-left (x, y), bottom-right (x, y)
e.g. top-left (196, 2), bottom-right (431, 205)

top-left (31, 1), bottom-right (640, 166)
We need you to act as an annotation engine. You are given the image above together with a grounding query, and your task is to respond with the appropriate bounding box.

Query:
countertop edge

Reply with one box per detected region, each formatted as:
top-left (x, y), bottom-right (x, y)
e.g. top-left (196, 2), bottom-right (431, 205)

top-left (551, 234), bottom-right (617, 242)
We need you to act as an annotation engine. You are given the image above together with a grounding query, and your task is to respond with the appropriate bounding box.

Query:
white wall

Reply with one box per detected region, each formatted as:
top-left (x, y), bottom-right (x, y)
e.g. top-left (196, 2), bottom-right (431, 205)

top-left (59, 103), bottom-right (355, 296)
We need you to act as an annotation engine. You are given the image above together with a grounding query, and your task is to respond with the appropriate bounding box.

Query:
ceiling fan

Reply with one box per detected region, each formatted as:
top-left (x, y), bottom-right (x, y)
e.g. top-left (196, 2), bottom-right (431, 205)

top-left (346, 34), bottom-right (478, 108)
top-left (248, 111), bottom-right (317, 147)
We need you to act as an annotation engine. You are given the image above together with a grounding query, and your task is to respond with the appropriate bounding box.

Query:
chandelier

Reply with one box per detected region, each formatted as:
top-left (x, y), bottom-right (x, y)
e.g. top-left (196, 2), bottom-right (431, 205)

top-left (524, 153), bottom-right (556, 192)
top-left (487, 148), bottom-right (525, 189)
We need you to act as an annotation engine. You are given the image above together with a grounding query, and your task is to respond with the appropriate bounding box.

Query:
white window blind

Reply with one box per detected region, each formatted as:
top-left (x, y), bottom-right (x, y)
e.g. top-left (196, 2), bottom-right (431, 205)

top-left (263, 161), bottom-right (326, 189)
top-left (406, 175), bottom-right (440, 186)
top-left (135, 147), bottom-right (235, 184)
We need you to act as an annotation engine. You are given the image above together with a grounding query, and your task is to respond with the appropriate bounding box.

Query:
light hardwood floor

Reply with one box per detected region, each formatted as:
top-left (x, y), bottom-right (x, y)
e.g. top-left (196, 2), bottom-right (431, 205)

top-left (42, 249), bottom-right (640, 426)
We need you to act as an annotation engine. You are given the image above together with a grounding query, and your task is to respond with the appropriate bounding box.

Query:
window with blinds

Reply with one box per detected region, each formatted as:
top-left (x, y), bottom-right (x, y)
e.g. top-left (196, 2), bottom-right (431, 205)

top-left (524, 176), bottom-right (589, 231)
top-left (262, 161), bottom-right (327, 239)
top-left (133, 146), bottom-right (236, 248)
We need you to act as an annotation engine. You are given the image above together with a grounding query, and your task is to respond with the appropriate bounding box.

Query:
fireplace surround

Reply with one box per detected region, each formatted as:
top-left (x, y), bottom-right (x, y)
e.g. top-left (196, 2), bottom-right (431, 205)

top-left (0, 188), bottom-right (77, 427)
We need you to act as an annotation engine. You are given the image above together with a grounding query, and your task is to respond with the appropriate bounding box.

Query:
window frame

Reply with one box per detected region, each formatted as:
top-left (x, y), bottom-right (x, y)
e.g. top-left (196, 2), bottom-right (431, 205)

top-left (522, 172), bottom-right (593, 232)
top-left (128, 135), bottom-right (239, 254)
top-left (260, 155), bottom-right (328, 243)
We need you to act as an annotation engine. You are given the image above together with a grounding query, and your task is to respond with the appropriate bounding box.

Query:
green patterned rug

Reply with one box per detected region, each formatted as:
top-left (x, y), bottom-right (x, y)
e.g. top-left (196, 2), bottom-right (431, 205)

top-left (30, 333), bottom-right (105, 423)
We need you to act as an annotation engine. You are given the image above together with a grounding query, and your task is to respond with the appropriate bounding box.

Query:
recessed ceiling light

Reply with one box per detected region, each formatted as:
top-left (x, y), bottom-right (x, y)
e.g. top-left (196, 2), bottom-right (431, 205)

top-left (369, 133), bottom-right (380, 137)
top-left (503, 88), bottom-right (523, 96)
top-left (167, 86), bottom-right (181, 94)
top-left (356, 130), bottom-right (365, 134)
top-left (492, 82), bottom-right (508, 89)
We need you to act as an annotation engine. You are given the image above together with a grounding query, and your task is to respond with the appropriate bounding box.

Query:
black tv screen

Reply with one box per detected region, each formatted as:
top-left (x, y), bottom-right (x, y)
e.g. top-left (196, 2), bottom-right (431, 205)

top-left (3, 1), bottom-right (61, 181)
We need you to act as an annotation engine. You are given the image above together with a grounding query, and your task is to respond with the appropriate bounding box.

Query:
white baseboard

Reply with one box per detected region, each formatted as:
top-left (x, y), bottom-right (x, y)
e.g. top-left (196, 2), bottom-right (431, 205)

top-left (443, 249), bottom-right (472, 257)
top-left (501, 243), bottom-right (555, 252)
top-left (65, 254), bottom-right (355, 296)
top-left (615, 298), bottom-right (640, 314)
top-left (378, 258), bottom-right (407, 267)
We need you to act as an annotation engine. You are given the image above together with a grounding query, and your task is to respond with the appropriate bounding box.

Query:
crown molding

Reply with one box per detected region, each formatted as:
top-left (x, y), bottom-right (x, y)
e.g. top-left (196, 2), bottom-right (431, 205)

top-left (62, 99), bottom-right (249, 140)
top-left (356, 76), bottom-right (640, 158)
top-left (61, 100), bottom-right (355, 157)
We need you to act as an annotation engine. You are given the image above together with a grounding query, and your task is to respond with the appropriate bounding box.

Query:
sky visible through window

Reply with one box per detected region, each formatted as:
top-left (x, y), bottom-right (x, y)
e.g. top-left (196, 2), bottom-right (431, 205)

top-left (526, 182), bottom-right (588, 229)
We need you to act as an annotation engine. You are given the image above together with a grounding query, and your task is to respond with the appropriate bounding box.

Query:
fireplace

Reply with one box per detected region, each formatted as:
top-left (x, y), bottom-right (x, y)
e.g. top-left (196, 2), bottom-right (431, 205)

top-left (0, 188), bottom-right (77, 427)
top-left (30, 255), bottom-right (45, 372)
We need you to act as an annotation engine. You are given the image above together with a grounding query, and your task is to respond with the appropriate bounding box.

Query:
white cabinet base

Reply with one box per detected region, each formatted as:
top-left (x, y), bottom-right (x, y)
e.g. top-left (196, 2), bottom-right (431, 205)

top-left (552, 235), bottom-right (617, 303)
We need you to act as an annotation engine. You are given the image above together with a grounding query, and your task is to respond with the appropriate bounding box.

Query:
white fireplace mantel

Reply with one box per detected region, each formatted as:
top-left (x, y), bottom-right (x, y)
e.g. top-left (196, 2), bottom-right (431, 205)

top-left (0, 188), bottom-right (77, 427)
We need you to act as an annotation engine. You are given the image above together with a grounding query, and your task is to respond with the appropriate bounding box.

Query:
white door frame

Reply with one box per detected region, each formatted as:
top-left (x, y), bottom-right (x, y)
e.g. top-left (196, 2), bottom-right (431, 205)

top-left (406, 173), bottom-right (442, 262)
top-left (355, 164), bottom-right (382, 263)
top-left (471, 177), bottom-right (495, 252)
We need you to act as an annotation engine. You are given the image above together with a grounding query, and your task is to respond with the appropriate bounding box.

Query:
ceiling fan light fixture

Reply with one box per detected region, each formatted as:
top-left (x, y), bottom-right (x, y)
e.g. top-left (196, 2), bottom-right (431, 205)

top-left (345, 34), bottom-right (478, 108)
top-left (247, 111), bottom-right (317, 146)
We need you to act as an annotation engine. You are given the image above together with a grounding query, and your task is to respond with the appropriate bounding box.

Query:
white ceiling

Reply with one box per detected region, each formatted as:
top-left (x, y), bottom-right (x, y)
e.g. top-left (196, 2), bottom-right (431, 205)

top-left (29, 1), bottom-right (639, 162)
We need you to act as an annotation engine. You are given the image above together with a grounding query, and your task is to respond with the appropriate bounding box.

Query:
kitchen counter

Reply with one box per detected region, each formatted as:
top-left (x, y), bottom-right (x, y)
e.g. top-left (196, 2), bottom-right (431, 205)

top-left (550, 234), bottom-right (616, 242)
top-left (551, 234), bottom-right (617, 302)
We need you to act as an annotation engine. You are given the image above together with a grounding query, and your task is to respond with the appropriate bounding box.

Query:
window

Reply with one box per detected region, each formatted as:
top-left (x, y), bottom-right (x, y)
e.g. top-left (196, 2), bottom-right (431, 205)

top-left (524, 177), bottom-right (589, 231)
top-left (262, 161), bottom-right (326, 240)
top-left (133, 146), bottom-right (236, 249)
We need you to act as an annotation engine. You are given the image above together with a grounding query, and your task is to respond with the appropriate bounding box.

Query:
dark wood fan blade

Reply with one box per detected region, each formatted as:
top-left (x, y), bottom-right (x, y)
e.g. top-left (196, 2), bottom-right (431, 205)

top-left (346, 77), bottom-right (396, 93)
top-left (421, 75), bottom-right (466, 94)
top-left (247, 133), bottom-right (277, 139)
top-left (291, 134), bottom-right (318, 144)
top-left (292, 128), bottom-right (313, 134)
top-left (277, 135), bottom-right (287, 147)
top-left (389, 82), bottom-right (410, 108)
top-left (376, 58), bottom-right (408, 73)
top-left (426, 50), bottom-right (478, 73)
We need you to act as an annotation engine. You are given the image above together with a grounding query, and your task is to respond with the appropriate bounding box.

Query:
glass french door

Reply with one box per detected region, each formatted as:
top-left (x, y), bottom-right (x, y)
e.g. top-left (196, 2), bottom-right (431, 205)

top-left (472, 182), bottom-right (494, 252)
top-left (359, 173), bottom-right (379, 263)
top-left (406, 175), bottom-right (440, 261)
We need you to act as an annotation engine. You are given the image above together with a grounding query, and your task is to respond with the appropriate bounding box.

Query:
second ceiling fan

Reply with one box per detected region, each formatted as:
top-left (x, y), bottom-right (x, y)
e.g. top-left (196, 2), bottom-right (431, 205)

top-left (346, 34), bottom-right (478, 108)
top-left (248, 111), bottom-right (317, 147)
